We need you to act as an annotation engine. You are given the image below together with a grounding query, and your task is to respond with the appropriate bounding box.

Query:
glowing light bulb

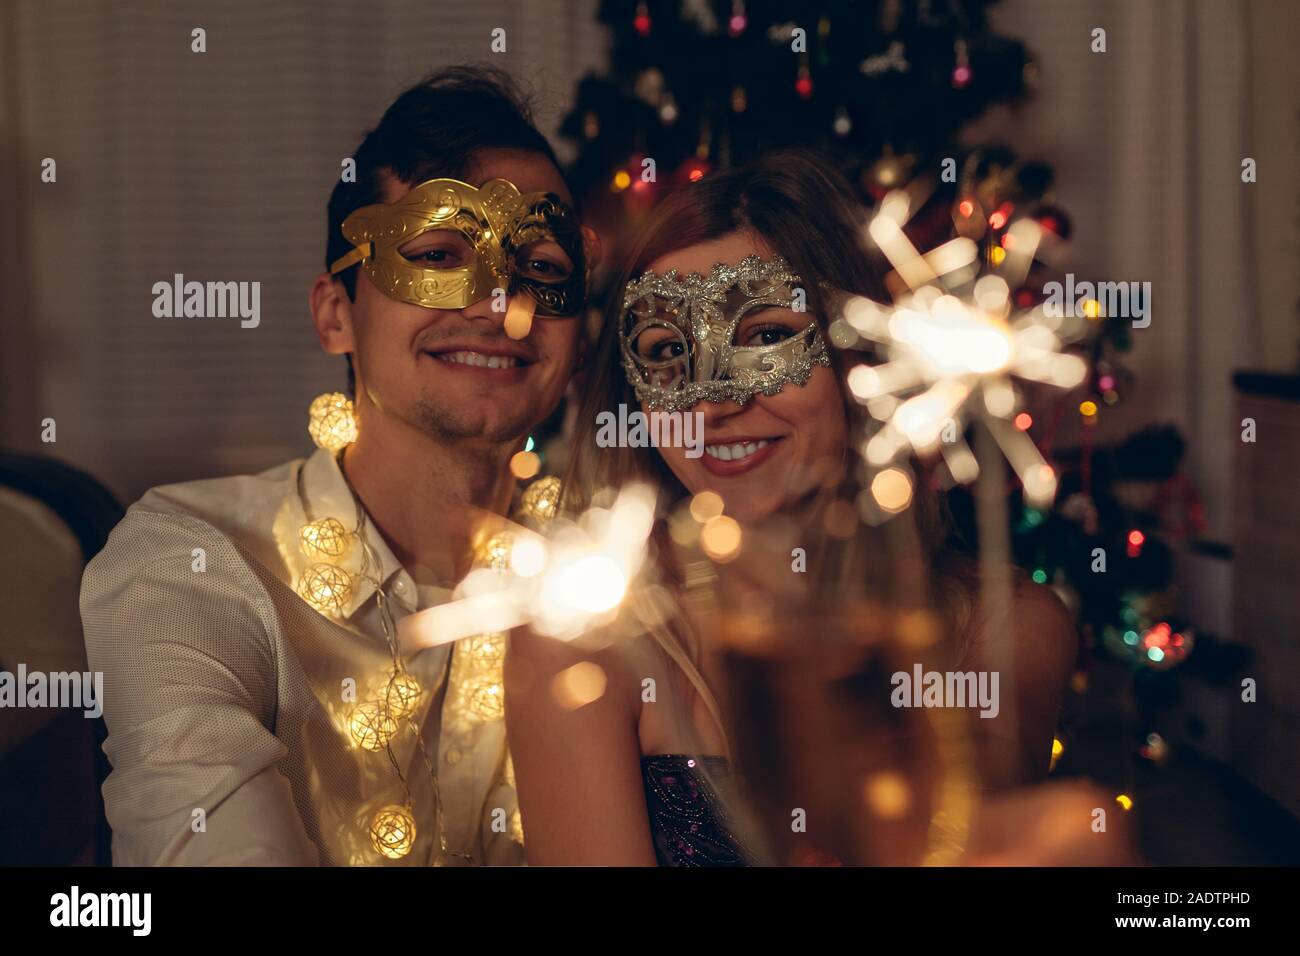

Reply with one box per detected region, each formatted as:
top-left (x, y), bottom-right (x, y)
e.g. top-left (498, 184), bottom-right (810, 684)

top-left (382, 671), bottom-right (423, 721)
top-left (466, 633), bottom-right (506, 667)
top-left (480, 532), bottom-right (513, 571)
top-left (299, 517), bottom-right (353, 561)
top-left (307, 392), bottom-right (358, 451)
top-left (369, 805), bottom-right (416, 859)
top-left (520, 475), bottom-right (562, 523)
top-left (349, 701), bottom-right (398, 752)
top-left (467, 678), bottom-right (505, 720)
top-left (298, 563), bottom-right (354, 615)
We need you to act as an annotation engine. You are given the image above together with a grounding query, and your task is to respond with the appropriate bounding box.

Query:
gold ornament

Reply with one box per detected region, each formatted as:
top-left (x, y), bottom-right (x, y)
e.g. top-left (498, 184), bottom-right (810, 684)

top-left (349, 700), bottom-right (399, 752)
top-left (465, 633), bottom-right (506, 668)
top-left (381, 671), bottom-right (423, 721)
top-left (298, 562), bottom-right (354, 615)
top-left (467, 677), bottom-right (505, 721)
top-left (519, 475), bottom-right (562, 523)
top-left (299, 517), bottom-right (353, 561)
top-left (369, 804), bottom-right (417, 860)
top-left (307, 392), bottom-right (358, 451)
top-left (480, 532), bottom-right (513, 571)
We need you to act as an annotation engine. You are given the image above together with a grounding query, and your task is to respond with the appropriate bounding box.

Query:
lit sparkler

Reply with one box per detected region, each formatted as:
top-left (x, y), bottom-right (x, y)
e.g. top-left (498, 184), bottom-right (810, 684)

top-left (843, 190), bottom-right (1087, 507)
top-left (397, 483), bottom-right (657, 654)
top-left (841, 189), bottom-right (1092, 786)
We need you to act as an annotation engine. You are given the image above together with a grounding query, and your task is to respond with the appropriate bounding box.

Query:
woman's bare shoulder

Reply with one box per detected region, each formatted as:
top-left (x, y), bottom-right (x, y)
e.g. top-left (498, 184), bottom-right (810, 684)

top-left (1009, 578), bottom-right (1077, 675)
top-left (1012, 578), bottom-right (1075, 634)
top-left (963, 577), bottom-right (1076, 669)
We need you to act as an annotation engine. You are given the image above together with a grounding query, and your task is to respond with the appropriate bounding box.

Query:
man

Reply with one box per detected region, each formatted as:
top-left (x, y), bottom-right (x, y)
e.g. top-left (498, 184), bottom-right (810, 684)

top-left (80, 67), bottom-right (588, 865)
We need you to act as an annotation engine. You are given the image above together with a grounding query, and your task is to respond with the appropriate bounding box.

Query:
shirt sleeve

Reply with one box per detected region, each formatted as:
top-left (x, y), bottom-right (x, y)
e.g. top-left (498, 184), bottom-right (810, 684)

top-left (80, 509), bottom-right (320, 865)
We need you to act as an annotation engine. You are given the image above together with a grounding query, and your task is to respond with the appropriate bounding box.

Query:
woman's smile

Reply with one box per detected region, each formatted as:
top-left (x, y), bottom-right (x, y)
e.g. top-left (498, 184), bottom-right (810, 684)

top-left (699, 435), bottom-right (783, 477)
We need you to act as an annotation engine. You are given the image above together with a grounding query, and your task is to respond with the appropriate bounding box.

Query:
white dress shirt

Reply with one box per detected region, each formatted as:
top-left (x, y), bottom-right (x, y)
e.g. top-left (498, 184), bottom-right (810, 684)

top-left (80, 447), bottom-right (523, 866)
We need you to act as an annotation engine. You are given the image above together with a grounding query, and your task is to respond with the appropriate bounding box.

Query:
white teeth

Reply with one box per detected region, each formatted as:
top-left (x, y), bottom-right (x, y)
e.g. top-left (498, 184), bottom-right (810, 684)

top-left (436, 350), bottom-right (519, 369)
top-left (704, 439), bottom-right (771, 462)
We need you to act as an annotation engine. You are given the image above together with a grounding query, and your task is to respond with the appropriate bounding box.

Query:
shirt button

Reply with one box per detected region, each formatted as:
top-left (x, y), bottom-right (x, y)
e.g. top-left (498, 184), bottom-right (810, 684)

top-left (394, 580), bottom-right (406, 592)
top-left (445, 747), bottom-right (462, 766)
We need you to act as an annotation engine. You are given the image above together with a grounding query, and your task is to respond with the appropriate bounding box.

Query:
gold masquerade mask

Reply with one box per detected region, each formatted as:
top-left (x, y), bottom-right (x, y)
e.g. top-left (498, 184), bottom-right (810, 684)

top-left (620, 255), bottom-right (830, 413)
top-left (329, 177), bottom-right (588, 316)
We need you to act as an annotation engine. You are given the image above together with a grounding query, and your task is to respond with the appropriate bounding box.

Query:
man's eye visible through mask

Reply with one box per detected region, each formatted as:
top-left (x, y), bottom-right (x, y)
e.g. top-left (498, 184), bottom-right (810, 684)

top-left (514, 242), bottom-right (574, 283)
top-left (400, 230), bottom-right (473, 269)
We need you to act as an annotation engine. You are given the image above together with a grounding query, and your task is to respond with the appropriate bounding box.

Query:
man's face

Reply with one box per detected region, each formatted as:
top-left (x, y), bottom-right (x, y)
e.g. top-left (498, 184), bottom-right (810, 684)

top-left (346, 149), bottom-right (582, 446)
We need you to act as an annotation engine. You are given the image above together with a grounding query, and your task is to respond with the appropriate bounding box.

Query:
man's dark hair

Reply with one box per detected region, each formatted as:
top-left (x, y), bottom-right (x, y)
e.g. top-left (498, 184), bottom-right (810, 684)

top-left (325, 66), bottom-right (563, 393)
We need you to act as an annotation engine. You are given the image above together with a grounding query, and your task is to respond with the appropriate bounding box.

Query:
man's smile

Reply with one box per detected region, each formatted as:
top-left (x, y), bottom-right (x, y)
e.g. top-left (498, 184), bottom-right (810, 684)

top-left (434, 350), bottom-right (523, 369)
top-left (420, 339), bottom-right (536, 376)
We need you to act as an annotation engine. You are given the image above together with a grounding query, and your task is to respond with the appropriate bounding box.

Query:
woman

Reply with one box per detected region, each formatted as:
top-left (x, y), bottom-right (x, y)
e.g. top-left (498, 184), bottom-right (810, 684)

top-left (504, 151), bottom-right (1076, 866)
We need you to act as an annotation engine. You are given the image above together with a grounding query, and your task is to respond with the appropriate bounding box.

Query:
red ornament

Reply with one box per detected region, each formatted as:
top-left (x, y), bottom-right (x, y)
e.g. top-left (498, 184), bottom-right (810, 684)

top-left (795, 65), bottom-right (813, 99)
top-left (674, 158), bottom-right (712, 186)
top-left (729, 2), bottom-right (747, 37)
top-left (1126, 529), bottom-right (1145, 558)
top-left (1033, 205), bottom-right (1073, 241)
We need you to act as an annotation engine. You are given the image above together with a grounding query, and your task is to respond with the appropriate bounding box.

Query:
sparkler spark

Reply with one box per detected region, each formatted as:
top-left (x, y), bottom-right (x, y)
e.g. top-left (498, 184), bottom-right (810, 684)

top-left (846, 191), bottom-right (1087, 507)
top-left (397, 483), bottom-right (657, 654)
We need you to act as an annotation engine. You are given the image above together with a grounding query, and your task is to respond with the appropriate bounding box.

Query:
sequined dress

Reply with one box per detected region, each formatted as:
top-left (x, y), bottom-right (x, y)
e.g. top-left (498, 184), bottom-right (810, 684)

top-left (640, 755), bottom-right (751, 867)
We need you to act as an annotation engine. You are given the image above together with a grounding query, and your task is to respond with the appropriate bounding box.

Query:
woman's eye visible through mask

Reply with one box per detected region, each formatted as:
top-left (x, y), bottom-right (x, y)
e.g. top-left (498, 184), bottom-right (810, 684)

top-left (734, 307), bottom-right (805, 348)
top-left (634, 325), bottom-right (687, 363)
top-left (746, 326), bottom-right (795, 347)
top-left (650, 340), bottom-right (686, 360)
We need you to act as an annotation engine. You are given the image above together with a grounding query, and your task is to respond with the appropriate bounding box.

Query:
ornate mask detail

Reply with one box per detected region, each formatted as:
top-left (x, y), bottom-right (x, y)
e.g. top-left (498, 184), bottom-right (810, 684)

top-left (620, 255), bottom-right (829, 412)
top-left (330, 177), bottom-right (587, 316)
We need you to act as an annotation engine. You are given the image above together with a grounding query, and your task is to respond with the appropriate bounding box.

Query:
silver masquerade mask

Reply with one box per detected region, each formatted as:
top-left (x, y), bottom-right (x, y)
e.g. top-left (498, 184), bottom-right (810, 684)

top-left (619, 255), bottom-right (830, 413)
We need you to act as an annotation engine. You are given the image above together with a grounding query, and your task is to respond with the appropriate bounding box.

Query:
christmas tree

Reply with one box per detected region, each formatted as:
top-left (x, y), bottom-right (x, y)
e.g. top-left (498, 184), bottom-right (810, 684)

top-left (561, 1), bottom-right (1206, 682)
top-left (562, 0), bottom-right (1054, 264)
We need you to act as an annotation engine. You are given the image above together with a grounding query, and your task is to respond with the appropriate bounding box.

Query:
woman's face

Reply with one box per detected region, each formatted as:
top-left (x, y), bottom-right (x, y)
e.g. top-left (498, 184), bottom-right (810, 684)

top-left (639, 231), bottom-right (848, 523)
